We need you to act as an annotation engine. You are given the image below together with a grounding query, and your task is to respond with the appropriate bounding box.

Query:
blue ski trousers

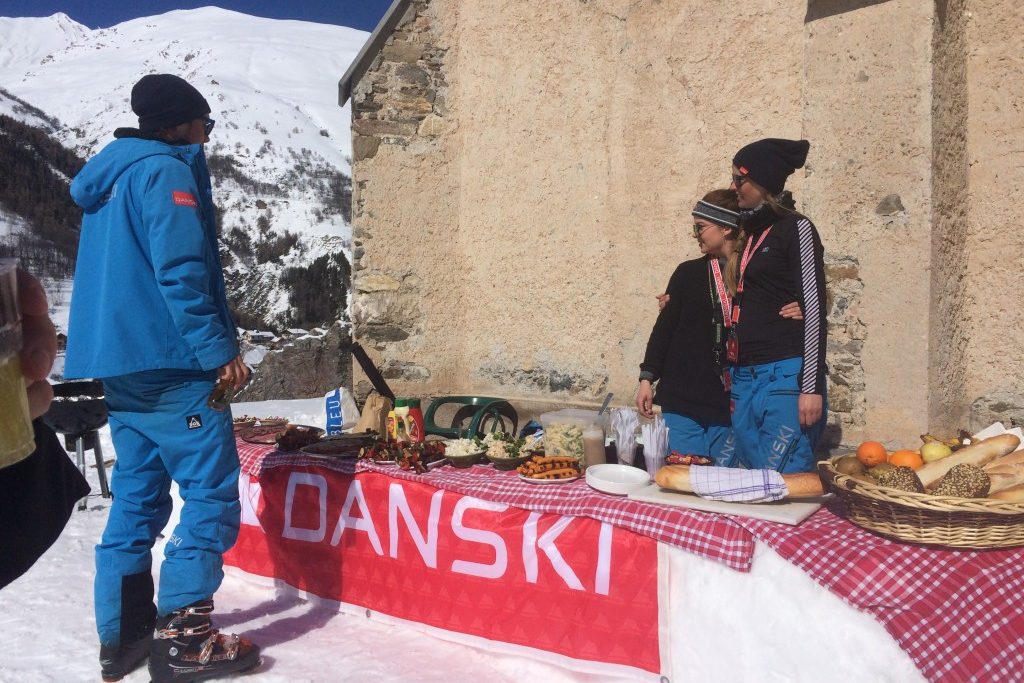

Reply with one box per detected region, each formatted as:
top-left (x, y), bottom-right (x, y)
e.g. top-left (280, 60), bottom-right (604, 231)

top-left (95, 369), bottom-right (240, 646)
top-left (661, 412), bottom-right (735, 467)
top-left (728, 357), bottom-right (827, 473)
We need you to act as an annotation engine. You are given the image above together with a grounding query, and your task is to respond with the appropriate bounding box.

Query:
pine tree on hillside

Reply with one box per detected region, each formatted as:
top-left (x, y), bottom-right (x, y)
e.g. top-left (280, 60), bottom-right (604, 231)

top-left (0, 114), bottom-right (85, 278)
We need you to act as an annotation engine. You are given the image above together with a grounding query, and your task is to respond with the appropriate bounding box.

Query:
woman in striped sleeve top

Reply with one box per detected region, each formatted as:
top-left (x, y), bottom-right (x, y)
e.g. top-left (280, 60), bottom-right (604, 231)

top-left (725, 138), bottom-right (828, 473)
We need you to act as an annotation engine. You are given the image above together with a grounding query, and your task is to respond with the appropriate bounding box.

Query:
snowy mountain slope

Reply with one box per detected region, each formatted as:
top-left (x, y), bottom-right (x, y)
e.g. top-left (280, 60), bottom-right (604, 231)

top-left (0, 12), bottom-right (87, 70)
top-left (0, 8), bottom-right (365, 327)
top-left (0, 87), bottom-right (65, 134)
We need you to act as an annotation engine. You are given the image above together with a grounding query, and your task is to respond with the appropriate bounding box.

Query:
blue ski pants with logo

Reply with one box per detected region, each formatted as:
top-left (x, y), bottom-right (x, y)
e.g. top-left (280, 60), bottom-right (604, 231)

top-left (661, 412), bottom-right (735, 467)
top-left (728, 357), bottom-right (827, 473)
top-left (95, 369), bottom-right (240, 646)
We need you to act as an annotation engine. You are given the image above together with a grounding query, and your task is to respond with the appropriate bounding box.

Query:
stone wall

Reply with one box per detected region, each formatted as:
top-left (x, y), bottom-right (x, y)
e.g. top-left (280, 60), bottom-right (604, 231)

top-left (349, 0), bottom-right (463, 401)
top-left (347, 0), bottom-right (1023, 447)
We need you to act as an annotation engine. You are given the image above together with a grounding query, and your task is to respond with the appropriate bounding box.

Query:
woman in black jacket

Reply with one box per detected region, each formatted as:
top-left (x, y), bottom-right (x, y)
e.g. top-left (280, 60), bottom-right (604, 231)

top-left (726, 138), bottom-right (827, 473)
top-left (636, 190), bottom-right (746, 464)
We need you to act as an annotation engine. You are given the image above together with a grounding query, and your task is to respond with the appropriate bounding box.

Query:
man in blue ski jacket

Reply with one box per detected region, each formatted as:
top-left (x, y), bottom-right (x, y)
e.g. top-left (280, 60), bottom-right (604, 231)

top-left (65, 74), bottom-right (260, 683)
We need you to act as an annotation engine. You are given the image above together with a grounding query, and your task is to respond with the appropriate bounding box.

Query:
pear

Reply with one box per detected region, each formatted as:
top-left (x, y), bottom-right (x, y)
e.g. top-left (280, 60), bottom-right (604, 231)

top-left (920, 441), bottom-right (953, 463)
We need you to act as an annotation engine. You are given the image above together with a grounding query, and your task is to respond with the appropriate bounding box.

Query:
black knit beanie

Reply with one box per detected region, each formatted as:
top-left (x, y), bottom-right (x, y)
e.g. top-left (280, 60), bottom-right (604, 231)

top-left (131, 74), bottom-right (211, 132)
top-left (732, 138), bottom-right (810, 196)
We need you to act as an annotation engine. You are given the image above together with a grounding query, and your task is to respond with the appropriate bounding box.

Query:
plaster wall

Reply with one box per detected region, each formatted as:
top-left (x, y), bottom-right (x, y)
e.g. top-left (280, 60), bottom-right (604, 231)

top-left (349, 0), bottom-right (1024, 446)
top-left (802, 0), bottom-right (936, 445)
top-left (963, 0), bottom-right (1024, 411)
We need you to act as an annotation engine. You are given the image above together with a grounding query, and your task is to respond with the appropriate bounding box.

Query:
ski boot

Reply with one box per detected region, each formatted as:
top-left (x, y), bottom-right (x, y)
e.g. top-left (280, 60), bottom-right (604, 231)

top-left (100, 632), bottom-right (154, 682)
top-left (100, 571), bottom-right (157, 682)
top-left (148, 600), bottom-right (261, 683)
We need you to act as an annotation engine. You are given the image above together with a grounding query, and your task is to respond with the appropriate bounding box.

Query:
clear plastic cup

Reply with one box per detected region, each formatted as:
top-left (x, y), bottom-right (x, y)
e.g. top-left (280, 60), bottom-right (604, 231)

top-left (0, 259), bottom-right (36, 468)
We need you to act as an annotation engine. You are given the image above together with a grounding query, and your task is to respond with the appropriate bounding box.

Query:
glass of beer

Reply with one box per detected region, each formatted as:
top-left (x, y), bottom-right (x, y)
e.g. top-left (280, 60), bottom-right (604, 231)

top-left (0, 259), bottom-right (36, 468)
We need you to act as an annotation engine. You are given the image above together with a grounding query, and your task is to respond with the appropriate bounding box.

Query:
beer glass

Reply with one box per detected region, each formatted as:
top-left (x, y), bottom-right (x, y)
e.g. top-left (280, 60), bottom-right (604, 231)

top-left (0, 259), bottom-right (36, 468)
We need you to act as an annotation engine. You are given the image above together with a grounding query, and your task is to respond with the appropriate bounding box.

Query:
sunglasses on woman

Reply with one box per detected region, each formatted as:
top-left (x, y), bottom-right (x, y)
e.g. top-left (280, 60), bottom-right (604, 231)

top-left (731, 173), bottom-right (749, 188)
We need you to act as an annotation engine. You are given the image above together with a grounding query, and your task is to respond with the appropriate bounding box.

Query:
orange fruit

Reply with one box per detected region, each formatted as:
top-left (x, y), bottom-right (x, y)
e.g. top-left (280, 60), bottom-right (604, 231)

top-left (856, 441), bottom-right (888, 467)
top-left (889, 449), bottom-right (924, 470)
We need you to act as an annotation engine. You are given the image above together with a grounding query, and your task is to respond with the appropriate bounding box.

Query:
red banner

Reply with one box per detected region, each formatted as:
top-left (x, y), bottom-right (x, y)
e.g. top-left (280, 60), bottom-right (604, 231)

top-left (226, 467), bottom-right (661, 674)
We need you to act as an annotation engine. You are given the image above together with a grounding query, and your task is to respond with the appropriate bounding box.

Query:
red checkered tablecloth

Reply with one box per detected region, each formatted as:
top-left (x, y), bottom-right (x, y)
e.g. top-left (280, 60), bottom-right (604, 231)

top-left (235, 439), bottom-right (1024, 681)
top-left (236, 439), bottom-right (757, 570)
top-left (737, 513), bottom-right (1024, 683)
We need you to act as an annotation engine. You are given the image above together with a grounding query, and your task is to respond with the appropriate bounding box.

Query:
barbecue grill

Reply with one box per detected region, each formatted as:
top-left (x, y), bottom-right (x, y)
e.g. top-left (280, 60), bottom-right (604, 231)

top-left (42, 380), bottom-right (110, 508)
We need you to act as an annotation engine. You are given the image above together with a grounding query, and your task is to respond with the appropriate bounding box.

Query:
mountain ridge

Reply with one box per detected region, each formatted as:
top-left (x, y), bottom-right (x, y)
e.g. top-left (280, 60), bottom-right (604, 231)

top-left (0, 8), bottom-right (365, 329)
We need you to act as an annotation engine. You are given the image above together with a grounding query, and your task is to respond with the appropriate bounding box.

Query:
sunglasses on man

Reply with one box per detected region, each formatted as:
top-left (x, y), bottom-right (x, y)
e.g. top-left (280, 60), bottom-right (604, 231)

top-left (203, 118), bottom-right (216, 135)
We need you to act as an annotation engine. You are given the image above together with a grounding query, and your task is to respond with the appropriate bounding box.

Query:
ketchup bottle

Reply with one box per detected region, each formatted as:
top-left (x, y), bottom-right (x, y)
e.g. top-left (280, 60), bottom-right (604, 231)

top-left (406, 398), bottom-right (425, 443)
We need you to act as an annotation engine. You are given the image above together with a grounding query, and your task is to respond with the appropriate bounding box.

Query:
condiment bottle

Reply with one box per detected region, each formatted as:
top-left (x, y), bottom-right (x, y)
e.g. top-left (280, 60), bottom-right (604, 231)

top-left (386, 404), bottom-right (399, 442)
top-left (406, 398), bottom-right (425, 443)
top-left (393, 398), bottom-right (409, 443)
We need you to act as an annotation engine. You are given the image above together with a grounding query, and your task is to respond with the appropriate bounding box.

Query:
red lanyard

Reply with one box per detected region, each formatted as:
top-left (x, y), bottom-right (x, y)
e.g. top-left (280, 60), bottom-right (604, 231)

top-left (731, 226), bottom-right (772, 325)
top-left (709, 258), bottom-right (732, 328)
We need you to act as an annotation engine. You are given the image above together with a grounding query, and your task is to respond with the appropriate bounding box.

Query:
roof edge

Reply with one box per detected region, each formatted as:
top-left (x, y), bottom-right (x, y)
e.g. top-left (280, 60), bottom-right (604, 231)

top-left (338, 0), bottom-right (414, 108)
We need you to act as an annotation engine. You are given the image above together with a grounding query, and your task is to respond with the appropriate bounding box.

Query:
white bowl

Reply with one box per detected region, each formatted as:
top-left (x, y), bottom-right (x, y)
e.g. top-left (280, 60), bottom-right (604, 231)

top-left (585, 464), bottom-right (652, 496)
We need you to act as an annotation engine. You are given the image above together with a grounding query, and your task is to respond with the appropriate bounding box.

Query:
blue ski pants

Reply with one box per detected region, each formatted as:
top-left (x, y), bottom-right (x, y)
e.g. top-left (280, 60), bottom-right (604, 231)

top-left (728, 357), bottom-right (827, 473)
top-left (661, 412), bottom-right (735, 467)
top-left (95, 369), bottom-right (240, 645)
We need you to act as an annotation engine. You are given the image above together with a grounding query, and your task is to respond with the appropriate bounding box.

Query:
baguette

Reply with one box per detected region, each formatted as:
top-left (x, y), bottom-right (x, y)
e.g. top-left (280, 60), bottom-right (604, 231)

top-left (655, 465), bottom-right (692, 491)
top-left (915, 434), bottom-right (1020, 489)
top-left (983, 448), bottom-right (1024, 471)
top-left (988, 484), bottom-right (1024, 502)
top-left (654, 465), bottom-right (824, 499)
top-left (982, 464), bottom-right (1024, 494)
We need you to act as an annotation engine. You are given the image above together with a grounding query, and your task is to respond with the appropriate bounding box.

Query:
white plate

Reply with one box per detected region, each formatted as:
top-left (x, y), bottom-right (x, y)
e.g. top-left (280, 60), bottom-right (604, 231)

top-left (585, 464), bottom-right (652, 495)
top-left (518, 473), bottom-right (581, 485)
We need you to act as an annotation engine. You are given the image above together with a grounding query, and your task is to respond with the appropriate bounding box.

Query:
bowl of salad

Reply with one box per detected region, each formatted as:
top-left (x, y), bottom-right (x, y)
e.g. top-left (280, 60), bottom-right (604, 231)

top-left (444, 438), bottom-right (486, 468)
top-left (483, 432), bottom-right (540, 470)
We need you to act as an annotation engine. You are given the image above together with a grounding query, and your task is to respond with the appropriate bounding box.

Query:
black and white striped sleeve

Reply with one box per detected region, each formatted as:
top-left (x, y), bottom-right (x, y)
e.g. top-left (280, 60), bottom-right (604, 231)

top-left (791, 217), bottom-right (827, 394)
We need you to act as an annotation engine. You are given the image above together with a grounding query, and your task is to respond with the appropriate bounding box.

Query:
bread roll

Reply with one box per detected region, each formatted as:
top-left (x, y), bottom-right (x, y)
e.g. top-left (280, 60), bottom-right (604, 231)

top-left (988, 484), bottom-right (1024, 502)
top-left (916, 434), bottom-right (1020, 488)
top-left (654, 465), bottom-right (824, 499)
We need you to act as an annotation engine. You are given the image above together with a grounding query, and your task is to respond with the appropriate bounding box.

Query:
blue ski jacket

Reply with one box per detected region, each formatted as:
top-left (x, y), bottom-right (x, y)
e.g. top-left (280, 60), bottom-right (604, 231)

top-left (65, 136), bottom-right (237, 378)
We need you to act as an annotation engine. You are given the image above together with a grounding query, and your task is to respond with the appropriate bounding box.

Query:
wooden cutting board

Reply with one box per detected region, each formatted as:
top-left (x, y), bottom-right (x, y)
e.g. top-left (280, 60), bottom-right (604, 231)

top-left (627, 483), bottom-right (825, 526)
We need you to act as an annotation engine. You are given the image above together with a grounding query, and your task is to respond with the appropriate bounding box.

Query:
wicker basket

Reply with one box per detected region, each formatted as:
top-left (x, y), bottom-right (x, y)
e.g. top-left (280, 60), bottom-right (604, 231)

top-left (818, 456), bottom-right (1024, 549)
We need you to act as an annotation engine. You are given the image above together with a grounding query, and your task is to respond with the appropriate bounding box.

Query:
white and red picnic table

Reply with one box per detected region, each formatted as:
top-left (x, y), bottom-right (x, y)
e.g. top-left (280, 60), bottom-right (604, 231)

top-left (226, 439), bottom-right (1024, 682)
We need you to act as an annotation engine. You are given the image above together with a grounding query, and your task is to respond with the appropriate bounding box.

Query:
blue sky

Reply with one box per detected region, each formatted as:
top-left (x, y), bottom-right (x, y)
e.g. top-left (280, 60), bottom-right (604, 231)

top-left (0, 0), bottom-right (394, 31)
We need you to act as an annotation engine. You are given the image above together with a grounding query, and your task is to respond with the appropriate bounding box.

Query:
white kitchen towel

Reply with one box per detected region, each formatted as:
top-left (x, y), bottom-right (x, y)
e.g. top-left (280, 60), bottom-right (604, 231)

top-left (689, 466), bottom-right (788, 503)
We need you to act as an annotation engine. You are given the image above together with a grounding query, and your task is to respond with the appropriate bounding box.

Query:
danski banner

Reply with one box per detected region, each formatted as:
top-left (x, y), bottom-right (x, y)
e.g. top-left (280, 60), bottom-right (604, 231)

top-left (226, 467), bottom-right (661, 676)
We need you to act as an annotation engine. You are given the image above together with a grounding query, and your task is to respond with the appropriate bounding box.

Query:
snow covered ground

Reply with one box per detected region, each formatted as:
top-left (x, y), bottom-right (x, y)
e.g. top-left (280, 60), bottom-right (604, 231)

top-left (0, 398), bottom-right (607, 683)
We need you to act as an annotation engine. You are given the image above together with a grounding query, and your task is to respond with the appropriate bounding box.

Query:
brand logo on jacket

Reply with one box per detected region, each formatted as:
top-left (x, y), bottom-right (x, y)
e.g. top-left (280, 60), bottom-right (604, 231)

top-left (172, 190), bottom-right (198, 207)
top-left (186, 415), bottom-right (203, 429)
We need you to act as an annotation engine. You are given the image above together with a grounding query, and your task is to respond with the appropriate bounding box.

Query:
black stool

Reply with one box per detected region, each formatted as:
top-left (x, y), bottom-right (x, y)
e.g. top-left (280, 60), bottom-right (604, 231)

top-left (42, 380), bottom-right (110, 509)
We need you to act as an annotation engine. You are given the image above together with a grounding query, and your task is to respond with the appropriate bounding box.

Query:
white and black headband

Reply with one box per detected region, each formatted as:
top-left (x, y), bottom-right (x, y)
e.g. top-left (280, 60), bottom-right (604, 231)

top-left (692, 200), bottom-right (739, 229)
